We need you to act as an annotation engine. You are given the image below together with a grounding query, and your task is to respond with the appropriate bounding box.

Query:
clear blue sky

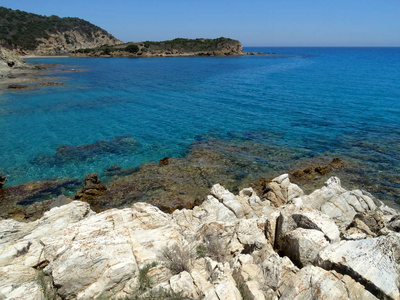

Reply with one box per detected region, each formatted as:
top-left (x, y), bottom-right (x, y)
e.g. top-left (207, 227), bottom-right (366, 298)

top-left (2, 0), bottom-right (400, 46)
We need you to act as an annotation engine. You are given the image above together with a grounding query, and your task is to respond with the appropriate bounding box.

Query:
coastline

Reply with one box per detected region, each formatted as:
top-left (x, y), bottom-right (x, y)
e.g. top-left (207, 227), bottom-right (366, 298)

top-left (1, 135), bottom-right (399, 223)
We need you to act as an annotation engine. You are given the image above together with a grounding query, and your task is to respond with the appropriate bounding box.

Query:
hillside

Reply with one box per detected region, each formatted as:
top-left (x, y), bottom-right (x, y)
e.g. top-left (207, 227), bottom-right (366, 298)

top-left (72, 37), bottom-right (244, 57)
top-left (0, 6), bottom-right (122, 55)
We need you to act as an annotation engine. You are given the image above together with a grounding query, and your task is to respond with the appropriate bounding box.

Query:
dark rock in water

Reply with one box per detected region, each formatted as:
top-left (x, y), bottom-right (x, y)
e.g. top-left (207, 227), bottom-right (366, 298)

top-left (159, 157), bottom-right (169, 166)
top-left (102, 164), bottom-right (138, 179)
top-left (0, 173), bottom-right (6, 188)
top-left (9, 195), bottom-right (72, 222)
top-left (74, 173), bottom-right (107, 205)
top-left (0, 177), bottom-right (81, 221)
top-left (49, 195), bottom-right (73, 209)
top-left (84, 138), bottom-right (301, 213)
top-left (7, 84), bottom-right (28, 90)
top-left (104, 164), bottom-right (123, 174)
top-left (33, 135), bottom-right (141, 166)
top-left (290, 158), bottom-right (346, 182)
top-left (7, 82), bottom-right (64, 91)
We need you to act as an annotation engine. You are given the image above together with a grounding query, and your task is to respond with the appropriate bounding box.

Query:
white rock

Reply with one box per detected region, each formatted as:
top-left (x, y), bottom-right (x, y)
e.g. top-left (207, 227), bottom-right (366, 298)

top-left (281, 228), bottom-right (329, 267)
top-left (214, 279), bottom-right (242, 300)
top-left (278, 265), bottom-right (377, 300)
top-left (318, 236), bottom-right (400, 300)
top-left (169, 271), bottom-right (199, 299)
top-left (302, 177), bottom-right (380, 229)
top-left (291, 208), bottom-right (340, 243)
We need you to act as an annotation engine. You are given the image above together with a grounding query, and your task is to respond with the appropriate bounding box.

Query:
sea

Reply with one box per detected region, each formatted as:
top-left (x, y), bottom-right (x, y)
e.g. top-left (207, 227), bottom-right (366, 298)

top-left (1, 47), bottom-right (399, 205)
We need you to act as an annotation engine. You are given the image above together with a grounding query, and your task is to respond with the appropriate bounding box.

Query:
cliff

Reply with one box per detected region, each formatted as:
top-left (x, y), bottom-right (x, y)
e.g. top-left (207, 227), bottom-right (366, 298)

top-left (0, 6), bottom-right (122, 55)
top-left (71, 37), bottom-right (244, 57)
top-left (0, 45), bottom-right (31, 77)
top-left (0, 45), bottom-right (27, 72)
top-left (1, 174), bottom-right (399, 299)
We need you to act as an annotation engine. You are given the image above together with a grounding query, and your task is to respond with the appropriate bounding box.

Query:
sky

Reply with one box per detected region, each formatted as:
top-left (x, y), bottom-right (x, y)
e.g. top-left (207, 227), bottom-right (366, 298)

top-left (1, 0), bottom-right (400, 47)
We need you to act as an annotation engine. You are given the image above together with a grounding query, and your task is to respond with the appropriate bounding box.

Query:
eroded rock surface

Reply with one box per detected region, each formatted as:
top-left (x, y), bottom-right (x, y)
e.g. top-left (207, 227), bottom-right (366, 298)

top-left (0, 175), bottom-right (399, 299)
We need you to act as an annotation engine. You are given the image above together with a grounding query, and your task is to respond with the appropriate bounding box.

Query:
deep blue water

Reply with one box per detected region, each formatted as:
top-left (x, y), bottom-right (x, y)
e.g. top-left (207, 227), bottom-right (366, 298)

top-left (1, 47), bottom-right (399, 201)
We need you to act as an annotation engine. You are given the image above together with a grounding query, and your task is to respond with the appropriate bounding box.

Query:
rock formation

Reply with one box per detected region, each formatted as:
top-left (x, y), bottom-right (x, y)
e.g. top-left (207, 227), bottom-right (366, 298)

top-left (0, 46), bottom-right (29, 77)
top-left (0, 173), bottom-right (6, 188)
top-left (0, 6), bottom-right (122, 55)
top-left (0, 175), bottom-right (399, 299)
top-left (71, 37), bottom-right (244, 58)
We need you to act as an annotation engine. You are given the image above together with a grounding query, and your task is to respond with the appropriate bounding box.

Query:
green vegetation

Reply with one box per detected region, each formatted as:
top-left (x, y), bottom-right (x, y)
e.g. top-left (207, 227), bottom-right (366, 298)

top-left (196, 244), bottom-right (207, 258)
top-left (117, 288), bottom-right (189, 300)
top-left (0, 6), bottom-right (113, 49)
top-left (161, 243), bottom-right (193, 275)
top-left (138, 261), bottom-right (158, 291)
top-left (37, 270), bottom-right (56, 300)
top-left (125, 44), bottom-right (139, 53)
top-left (73, 37), bottom-right (240, 56)
top-left (142, 37), bottom-right (237, 52)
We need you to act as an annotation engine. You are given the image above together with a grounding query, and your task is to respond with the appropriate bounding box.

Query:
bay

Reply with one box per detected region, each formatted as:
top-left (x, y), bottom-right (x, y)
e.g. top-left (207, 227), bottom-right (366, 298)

top-left (1, 47), bottom-right (399, 203)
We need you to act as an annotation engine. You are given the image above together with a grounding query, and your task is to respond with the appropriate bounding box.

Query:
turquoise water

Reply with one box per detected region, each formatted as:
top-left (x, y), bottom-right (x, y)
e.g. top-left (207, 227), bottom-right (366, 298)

top-left (1, 47), bottom-right (399, 201)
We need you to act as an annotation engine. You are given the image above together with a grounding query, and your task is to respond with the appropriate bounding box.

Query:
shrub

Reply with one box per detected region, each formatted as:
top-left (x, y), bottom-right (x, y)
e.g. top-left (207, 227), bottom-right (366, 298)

top-left (196, 244), bottom-right (207, 258)
top-left (138, 261), bottom-right (158, 291)
top-left (161, 242), bottom-right (193, 275)
top-left (125, 44), bottom-right (139, 53)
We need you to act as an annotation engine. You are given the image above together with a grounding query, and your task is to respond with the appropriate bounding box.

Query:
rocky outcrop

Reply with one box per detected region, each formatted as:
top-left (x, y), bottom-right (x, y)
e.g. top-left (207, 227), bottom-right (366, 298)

top-left (0, 175), bottom-right (399, 299)
top-left (33, 29), bottom-right (122, 55)
top-left (0, 7), bottom-right (122, 55)
top-left (0, 46), bottom-right (29, 77)
top-left (71, 37), bottom-right (244, 58)
top-left (74, 173), bottom-right (107, 204)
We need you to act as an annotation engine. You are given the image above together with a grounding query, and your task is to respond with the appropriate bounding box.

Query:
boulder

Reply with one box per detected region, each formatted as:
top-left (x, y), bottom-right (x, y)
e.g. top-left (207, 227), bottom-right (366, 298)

top-left (317, 236), bottom-right (400, 300)
top-left (280, 228), bottom-right (329, 267)
top-left (302, 177), bottom-right (380, 229)
top-left (278, 265), bottom-right (377, 300)
top-left (259, 174), bottom-right (304, 207)
top-left (265, 204), bottom-right (339, 251)
top-left (0, 175), bottom-right (398, 300)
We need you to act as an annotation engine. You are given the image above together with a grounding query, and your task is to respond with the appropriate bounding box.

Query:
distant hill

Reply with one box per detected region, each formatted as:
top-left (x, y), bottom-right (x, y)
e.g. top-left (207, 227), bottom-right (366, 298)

top-left (0, 6), bottom-right (122, 55)
top-left (72, 37), bottom-right (244, 57)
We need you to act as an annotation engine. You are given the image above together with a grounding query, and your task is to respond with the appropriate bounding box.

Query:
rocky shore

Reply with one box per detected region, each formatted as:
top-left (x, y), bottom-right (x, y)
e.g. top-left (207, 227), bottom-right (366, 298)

top-left (0, 46), bottom-right (65, 91)
top-left (0, 174), bottom-right (399, 299)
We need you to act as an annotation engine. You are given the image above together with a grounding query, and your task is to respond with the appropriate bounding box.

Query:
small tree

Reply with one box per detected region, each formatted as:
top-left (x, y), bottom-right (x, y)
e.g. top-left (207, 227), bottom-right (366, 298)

top-left (125, 44), bottom-right (139, 53)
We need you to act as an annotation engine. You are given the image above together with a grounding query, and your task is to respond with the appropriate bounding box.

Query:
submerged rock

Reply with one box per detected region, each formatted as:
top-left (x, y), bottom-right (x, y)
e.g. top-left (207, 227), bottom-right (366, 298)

top-left (0, 177), bottom-right (81, 220)
top-left (32, 135), bottom-right (141, 166)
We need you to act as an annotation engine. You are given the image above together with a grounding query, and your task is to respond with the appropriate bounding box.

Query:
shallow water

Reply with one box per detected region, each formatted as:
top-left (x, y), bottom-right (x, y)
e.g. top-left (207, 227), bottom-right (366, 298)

top-left (1, 47), bottom-right (399, 203)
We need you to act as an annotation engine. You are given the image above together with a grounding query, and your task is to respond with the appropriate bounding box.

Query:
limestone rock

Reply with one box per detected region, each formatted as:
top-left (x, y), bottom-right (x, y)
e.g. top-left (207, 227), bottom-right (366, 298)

top-left (251, 251), bottom-right (298, 291)
top-left (278, 265), bottom-right (377, 300)
top-left (317, 236), bottom-right (400, 300)
top-left (261, 174), bottom-right (304, 207)
top-left (214, 279), bottom-right (242, 300)
top-left (0, 175), bottom-right (398, 300)
top-left (302, 177), bottom-right (380, 229)
top-left (169, 271), bottom-right (199, 299)
top-left (281, 228), bottom-right (329, 267)
top-left (265, 204), bottom-right (339, 252)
